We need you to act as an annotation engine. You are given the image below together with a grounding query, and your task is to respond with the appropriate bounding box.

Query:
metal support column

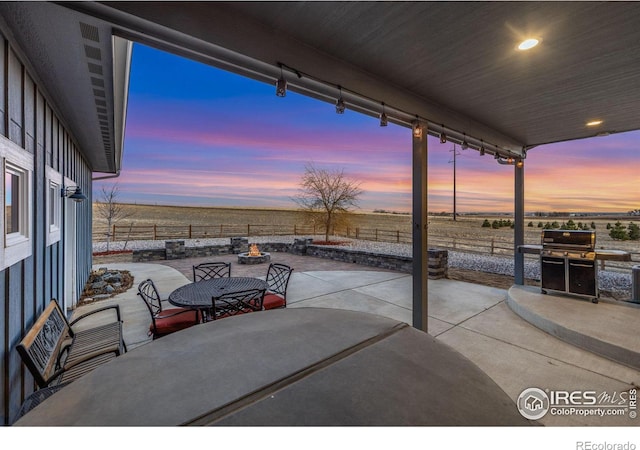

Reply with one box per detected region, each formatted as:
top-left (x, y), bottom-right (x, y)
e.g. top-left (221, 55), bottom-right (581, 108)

top-left (412, 120), bottom-right (428, 331)
top-left (514, 160), bottom-right (525, 285)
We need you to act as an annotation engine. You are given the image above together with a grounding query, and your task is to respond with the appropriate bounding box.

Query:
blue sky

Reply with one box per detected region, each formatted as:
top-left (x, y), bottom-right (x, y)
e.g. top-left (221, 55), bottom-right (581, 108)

top-left (95, 43), bottom-right (640, 213)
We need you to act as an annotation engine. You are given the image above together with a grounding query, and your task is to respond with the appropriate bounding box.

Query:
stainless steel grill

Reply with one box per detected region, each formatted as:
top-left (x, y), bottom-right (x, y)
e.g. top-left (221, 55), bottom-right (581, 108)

top-left (540, 230), bottom-right (599, 302)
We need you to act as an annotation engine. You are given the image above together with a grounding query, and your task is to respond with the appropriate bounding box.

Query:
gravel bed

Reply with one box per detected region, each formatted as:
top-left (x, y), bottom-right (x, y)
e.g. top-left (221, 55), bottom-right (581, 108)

top-left (93, 236), bottom-right (632, 297)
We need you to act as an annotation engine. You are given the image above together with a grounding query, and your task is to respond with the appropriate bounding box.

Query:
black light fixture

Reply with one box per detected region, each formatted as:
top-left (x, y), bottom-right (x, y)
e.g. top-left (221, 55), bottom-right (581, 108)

top-left (379, 103), bottom-right (388, 127)
top-left (479, 140), bottom-right (485, 156)
top-left (440, 125), bottom-right (447, 144)
top-left (335, 86), bottom-right (346, 114)
top-left (61, 186), bottom-right (87, 203)
top-left (461, 133), bottom-right (469, 150)
top-left (275, 65), bottom-right (287, 97)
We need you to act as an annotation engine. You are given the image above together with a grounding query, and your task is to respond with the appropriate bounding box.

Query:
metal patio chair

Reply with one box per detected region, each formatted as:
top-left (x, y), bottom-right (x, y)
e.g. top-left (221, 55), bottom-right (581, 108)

top-left (192, 262), bottom-right (231, 282)
top-left (137, 279), bottom-right (201, 339)
top-left (211, 288), bottom-right (266, 320)
top-left (263, 263), bottom-right (294, 310)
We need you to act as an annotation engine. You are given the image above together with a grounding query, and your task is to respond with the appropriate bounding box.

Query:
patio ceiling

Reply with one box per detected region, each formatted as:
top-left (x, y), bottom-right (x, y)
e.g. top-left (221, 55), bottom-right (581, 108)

top-left (1, 2), bottom-right (638, 171)
top-left (67, 1), bottom-right (640, 161)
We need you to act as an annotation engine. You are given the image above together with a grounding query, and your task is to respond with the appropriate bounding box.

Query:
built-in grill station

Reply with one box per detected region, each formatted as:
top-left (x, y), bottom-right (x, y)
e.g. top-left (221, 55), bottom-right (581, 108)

top-left (540, 230), bottom-right (599, 302)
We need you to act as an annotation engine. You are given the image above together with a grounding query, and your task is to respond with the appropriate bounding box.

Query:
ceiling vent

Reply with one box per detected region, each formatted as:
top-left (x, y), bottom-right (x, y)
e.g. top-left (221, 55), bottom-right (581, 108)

top-left (79, 22), bottom-right (100, 42)
top-left (84, 45), bottom-right (102, 60)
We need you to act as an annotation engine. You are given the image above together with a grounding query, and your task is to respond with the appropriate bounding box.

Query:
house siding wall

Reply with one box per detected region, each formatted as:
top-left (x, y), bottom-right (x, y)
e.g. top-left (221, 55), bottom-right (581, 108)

top-left (0, 30), bottom-right (93, 425)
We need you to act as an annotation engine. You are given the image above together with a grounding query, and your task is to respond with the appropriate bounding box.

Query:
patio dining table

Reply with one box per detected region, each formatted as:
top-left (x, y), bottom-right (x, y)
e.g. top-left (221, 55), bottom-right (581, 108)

top-left (168, 277), bottom-right (268, 315)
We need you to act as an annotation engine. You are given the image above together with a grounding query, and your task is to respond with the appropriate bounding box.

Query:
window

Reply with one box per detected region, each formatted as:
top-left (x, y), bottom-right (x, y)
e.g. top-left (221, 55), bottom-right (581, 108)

top-left (5, 161), bottom-right (29, 241)
top-left (1, 134), bottom-right (33, 268)
top-left (46, 167), bottom-right (62, 246)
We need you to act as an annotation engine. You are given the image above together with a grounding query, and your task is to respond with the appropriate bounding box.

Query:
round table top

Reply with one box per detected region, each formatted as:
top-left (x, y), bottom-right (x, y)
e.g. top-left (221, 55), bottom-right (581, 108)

top-left (14, 308), bottom-right (532, 426)
top-left (168, 277), bottom-right (268, 308)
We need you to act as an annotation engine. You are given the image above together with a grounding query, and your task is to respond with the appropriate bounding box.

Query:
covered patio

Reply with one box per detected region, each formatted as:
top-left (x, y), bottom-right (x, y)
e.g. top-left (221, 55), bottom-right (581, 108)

top-left (57, 1), bottom-right (640, 331)
top-left (16, 254), bottom-right (639, 426)
top-left (2, 2), bottom-right (640, 428)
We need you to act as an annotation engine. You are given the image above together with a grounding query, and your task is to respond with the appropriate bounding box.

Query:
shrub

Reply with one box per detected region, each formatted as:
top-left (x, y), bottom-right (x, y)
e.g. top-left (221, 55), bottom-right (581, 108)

top-left (609, 221), bottom-right (628, 240)
top-left (527, 221), bottom-right (534, 227)
top-left (628, 222), bottom-right (640, 240)
top-left (482, 219), bottom-right (491, 228)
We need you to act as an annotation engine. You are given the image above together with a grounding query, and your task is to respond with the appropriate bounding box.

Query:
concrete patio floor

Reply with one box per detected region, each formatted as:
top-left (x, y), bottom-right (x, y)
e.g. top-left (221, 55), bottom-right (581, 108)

top-left (73, 258), bottom-right (640, 427)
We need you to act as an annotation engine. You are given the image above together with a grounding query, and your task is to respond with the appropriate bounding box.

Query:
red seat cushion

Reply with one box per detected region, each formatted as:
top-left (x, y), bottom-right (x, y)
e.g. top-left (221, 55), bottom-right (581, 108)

top-left (151, 308), bottom-right (199, 336)
top-left (263, 293), bottom-right (286, 310)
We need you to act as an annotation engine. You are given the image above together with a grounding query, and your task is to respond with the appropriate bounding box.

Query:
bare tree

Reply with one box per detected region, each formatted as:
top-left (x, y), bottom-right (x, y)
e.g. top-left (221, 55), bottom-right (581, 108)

top-left (94, 184), bottom-right (133, 252)
top-left (293, 163), bottom-right (363, 242)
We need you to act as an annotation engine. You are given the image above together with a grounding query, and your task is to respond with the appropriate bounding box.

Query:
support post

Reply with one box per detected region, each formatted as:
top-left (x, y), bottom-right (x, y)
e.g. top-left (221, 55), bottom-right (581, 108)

top-left (412, 120), bottom-right (428, 332)
top-left (514, 159), bottom-right (525, 285)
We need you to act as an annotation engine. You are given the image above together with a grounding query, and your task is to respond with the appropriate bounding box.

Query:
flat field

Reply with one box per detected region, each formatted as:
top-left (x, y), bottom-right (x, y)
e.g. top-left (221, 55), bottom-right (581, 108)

top-left (92, 204), bottom-right (639, 254)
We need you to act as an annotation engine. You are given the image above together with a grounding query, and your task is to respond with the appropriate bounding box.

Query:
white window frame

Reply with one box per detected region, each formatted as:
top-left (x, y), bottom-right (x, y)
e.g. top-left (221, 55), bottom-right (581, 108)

top-left (46, 166), bottom-right (62, 246)
top-left (1, 134), bottom-right (34, 269)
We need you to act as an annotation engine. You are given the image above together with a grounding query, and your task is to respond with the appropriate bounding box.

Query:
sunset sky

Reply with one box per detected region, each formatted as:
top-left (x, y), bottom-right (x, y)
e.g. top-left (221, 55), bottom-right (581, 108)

top-left (95, 44), bottom-right (640, 214)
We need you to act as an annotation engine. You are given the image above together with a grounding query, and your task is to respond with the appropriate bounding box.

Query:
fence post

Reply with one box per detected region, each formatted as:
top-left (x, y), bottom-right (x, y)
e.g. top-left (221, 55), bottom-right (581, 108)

top-left (153, 224), bottom-right (157, 240)
top-left (397, 230), bottom-right (400, 243)
top-left (491, 238), bottom-right (495, 255)
top-left (247, 224), bottom-right (251, 236)
top-left (188, 224), bottom-right (192, 239)
top-left (294, 224), bottom-right (297, 235)
top-left (375, 229), bottom-right (378, 241)
top-left (220, 224), bottom-right (223, 237)
top-left (112, 224), bottom-right (116, 241)
top-left (356, 228), bottom-right (359, 239)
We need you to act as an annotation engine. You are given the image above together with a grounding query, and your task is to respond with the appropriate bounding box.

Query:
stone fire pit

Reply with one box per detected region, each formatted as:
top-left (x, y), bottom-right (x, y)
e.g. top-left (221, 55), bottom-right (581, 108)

top-left (238, 244), bottom-right (271, 265)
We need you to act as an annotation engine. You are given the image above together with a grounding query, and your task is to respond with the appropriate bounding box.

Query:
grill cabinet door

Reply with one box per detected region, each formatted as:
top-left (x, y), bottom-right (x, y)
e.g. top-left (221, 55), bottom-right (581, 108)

top-left (568, 259), bottom-right (597, 296)
top-left (541, 257), bottom-right (566, 292)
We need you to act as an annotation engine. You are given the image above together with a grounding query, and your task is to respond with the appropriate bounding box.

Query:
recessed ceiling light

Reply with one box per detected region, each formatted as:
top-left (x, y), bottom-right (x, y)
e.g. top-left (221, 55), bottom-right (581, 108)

top-left (518, 38), bottom-right (540, 51)
top-left (586, 120), bottom-right (603, 127)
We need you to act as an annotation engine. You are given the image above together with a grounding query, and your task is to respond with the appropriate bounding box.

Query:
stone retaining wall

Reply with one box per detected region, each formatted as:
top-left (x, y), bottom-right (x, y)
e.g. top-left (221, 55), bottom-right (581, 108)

top-left (132, 238), bottom-right (448, 279)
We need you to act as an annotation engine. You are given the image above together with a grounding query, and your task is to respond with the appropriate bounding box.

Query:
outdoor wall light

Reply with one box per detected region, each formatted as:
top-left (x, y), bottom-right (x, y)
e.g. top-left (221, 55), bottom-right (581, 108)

top-left (495, 156), bottom-right (522, 166)
top-left (275, 77), bottom-right (287, 97)
top-left (412, 118), bottom-right (423, 138)
top-left (461, 133), bottom-right (469, 150)
top-left (335, 87), bottom-right (346, 114)
top-left (275, 65), bottom-right (287, 97)
top-left (439, 124), bottom-right (447, 143)
top-left (61, 186), bottom-right (88, 202)
top-left (586, 120), bottom-right (603, 127)
top-left (379, 103), bottom-right (388, 127)
top-left (479, 140), bottom-right (486, 156)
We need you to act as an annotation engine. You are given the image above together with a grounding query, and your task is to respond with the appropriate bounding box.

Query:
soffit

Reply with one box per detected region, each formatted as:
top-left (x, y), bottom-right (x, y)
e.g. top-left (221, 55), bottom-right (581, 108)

top-left (0, 2), bottom-right (127, 173)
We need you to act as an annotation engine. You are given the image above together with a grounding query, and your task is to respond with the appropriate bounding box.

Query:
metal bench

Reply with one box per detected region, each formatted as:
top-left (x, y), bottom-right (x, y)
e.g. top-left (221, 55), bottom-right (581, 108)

top-left (16, 299), bottom-right (126, 389)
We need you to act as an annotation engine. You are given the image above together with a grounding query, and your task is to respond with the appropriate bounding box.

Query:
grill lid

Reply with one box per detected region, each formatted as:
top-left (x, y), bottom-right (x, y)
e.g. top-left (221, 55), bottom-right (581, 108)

top-left (541, 229), bottom-right (596, 250)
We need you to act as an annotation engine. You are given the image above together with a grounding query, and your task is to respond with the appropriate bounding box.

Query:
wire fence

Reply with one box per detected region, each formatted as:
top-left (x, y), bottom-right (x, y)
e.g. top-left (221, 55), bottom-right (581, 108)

top-left (93, 223), bottom-right (640, 273)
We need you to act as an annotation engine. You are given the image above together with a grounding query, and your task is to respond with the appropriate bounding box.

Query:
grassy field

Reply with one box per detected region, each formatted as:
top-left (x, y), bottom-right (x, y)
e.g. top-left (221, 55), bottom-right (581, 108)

top-left (92, 203), bottom-right (639, 254)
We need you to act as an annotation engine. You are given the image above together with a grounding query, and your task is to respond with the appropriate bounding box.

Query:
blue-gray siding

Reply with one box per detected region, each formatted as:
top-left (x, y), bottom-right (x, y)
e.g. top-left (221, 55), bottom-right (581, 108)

top-left (0, 29), bottom-right (93, 425)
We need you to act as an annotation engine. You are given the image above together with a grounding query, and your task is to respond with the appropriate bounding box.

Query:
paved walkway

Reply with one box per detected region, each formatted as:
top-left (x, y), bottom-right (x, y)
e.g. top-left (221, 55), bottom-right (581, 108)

top-left (75, 255), bottom-right (640, 426)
